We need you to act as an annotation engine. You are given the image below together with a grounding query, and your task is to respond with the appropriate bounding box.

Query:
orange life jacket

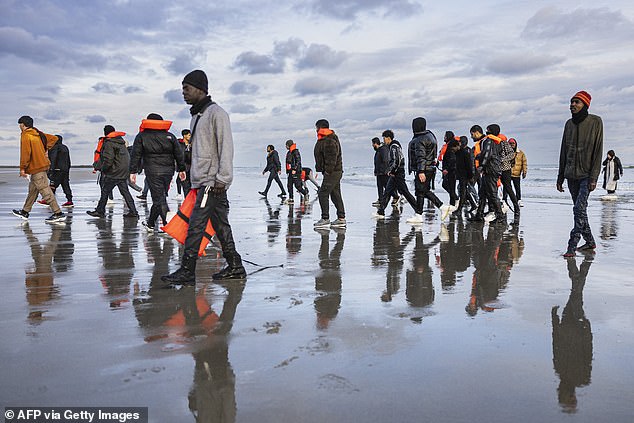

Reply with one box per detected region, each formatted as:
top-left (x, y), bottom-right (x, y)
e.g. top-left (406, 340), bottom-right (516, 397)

top-left (473, 140), bottom-right (482, 168)
top-left (438, 143), bottom-right (448, 162)
top-left (94, 131), bottom-right (126, 164)
top-left (161, 189), bottom-right (215, 256)
top-left (139, 119), bottom-right (172, 132)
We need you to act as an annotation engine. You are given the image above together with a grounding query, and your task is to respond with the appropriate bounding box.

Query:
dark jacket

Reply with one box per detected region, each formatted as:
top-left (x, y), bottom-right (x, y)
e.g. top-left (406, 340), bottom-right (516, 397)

top-left (408, 130), bottom-right (437, 174)
top-left (48, 138), bottom-right (71, 172)
top-left (557, 114), bottom-right (603, 184)
top-left (442, 149), bottom-right (457, 175)
top-left (177, 139), bottom-right (192, 171)
top-left (374, 144), bottom-right (390, 176)
top-left (100, 136), bottom-right (130, 180)
top-left (478, 135), bottom-right (502, 176)
top-left (285, 146), bottom-right (302, 175)
top-left (314, 131), bottom-right (343, 174)
top-left (387, 140), bottom-right (405, 176)
top-left (455, 147), bottom-right (474, 181)
top-left (129, 129), bottom-right (185, 176)
top-left (602, 156), bottom-right (623, 188)
top-left (264, 150), bottom-right (282, 173)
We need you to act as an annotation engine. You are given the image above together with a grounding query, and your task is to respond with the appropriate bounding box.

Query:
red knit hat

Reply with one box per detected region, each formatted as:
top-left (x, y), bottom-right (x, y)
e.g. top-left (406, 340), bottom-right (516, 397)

top-left (572, 90), bottom-right (591, 107)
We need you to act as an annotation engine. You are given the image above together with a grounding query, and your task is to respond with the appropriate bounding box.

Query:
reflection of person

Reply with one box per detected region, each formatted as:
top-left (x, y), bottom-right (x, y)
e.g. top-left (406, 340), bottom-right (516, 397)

top-left (557, 90), bottom-right (603, 257)
top-left (600, 201), bottom-right (618, 241)
top-left (314, 228), bottom-right (345, 329)
top-left (259, 144), bottom-right (286, 198)
top-left (601, 150), bottom-right (623, 194)
top-left (405, 228), bottom-right (439, 309)
top-left (466, 225), bottom-right (506, 316)
top-left (552, 257), bottom-right (593, 413)
top-left (285, 202), bottom-right (302, 256)
top-left (162, 69), bottom-right (246, 284)
top-left (263, 198), bottom-right (281, 246)
top-left (371, 214), bottom-right (403, 302)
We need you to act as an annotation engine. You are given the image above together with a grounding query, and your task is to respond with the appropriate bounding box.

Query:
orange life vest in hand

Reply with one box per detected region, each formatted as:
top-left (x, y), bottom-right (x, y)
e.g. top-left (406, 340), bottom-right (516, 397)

top-left (161, 189), bottom-right (215, 256)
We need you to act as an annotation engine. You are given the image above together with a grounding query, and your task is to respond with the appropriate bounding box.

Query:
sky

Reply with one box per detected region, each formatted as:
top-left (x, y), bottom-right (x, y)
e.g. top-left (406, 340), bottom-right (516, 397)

top-left (1, 0), bottom-right (633, 168)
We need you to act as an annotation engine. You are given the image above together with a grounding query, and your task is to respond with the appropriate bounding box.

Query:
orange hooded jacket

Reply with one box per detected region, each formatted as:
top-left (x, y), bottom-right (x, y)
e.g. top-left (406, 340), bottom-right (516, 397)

top-left (20, 127), bottom-right (59, 175)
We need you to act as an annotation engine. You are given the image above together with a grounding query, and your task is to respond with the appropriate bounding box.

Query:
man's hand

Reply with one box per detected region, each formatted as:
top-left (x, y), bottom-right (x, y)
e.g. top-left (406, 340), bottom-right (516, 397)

top-left (588, 181), bottom-right (597, 192)
top-left (556, 182), bottom-right (564, 192)
top-left (262, 171), bottom-right (265, 176)
top-left (522, 173), bottom-right (526, 179)
top-left (212, 183), bottom-right (226, 195)
top-left (178, 171), bottom-right (186, 181)
top-left (130, 174), bottom-right (137, 184)
top-left (418, 172), bottom-right (426, 183)
top-left (19, 169), bottom-right (27, 178)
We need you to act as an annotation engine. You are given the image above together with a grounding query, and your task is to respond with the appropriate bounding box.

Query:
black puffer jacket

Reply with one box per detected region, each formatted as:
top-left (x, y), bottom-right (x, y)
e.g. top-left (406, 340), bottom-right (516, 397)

top-left (478, 136), bottom-right (502, 176)
top-left (100, 136), bottom-right (130, 180)
top-left (129, 129), bottom-right (185, 176)
top-left (408, 130), bottom-right (437, 174)
top-left (387, 140), bottom-right (405, 176)
top-left (48, 137), bottom-right (71, 172)
top-left (314, 131), bottom-right (343, 174)
top-left (264, 150), bottom-right (282, 173)
top-left (374, 144), bottom-right (390, 176)
top-left (285, 147), bottom-right (302, 174)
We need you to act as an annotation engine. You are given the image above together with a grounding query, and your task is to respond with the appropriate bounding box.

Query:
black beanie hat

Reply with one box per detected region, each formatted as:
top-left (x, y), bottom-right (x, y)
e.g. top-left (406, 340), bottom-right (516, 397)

top-left (183, 69), bottom-right (208, 94)
top-left (146, 113), bottom-right (163, 120)
top-left (486, 124), bottom-right (500, 136)
top-left (104, 125), bottom-right (115, 136)
top-left (412, 117), bottom-right (426, 134)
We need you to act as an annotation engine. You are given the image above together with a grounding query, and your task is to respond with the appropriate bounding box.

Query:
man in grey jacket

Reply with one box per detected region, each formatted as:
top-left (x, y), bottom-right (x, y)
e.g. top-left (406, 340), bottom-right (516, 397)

top-left (557, 90), bottom-right (603, 257)
top-left (162, 69), bottom-right (246, 285)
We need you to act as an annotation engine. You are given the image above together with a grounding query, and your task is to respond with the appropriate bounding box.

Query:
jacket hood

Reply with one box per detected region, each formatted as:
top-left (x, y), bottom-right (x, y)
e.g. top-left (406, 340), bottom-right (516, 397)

top-left (109, 136), bottom-right (126, 144)
top-left (412, 117), bottom-right (427, 134)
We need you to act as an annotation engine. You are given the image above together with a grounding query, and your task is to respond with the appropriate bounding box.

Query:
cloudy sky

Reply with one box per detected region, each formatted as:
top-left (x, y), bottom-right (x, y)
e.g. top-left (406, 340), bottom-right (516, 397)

top-left (1, 0), bottom-right (633, 168)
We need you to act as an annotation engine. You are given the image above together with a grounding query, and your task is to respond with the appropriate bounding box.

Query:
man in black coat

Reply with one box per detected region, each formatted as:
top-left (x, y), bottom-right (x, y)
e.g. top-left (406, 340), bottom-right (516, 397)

top-left (259, 144), bottom-right (286, 197)
top-left (47, 135), bottom-right (73, 207)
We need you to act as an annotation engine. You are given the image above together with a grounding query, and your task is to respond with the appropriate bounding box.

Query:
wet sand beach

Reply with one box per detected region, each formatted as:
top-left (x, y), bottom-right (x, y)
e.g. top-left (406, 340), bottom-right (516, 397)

top-left (1, 168), bottom-right (633, 423)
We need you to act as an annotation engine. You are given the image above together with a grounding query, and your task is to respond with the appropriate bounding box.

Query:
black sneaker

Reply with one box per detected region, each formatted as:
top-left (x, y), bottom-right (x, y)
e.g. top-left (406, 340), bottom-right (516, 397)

top-left (123, 212), bottom-right (139, 218)
top-left (45, 212), bottom-right (66, 223)
top-left (277, 193), bottom-right (286, 198)
top-left (258, 191), bottom-right (267, 197)
top-left (576, 243), bottom-right (596, 251)
top-left (161, 267), bottom-right (196, 285)
top-left (12, 209), bottom-right (29, 220)
top-left (136, 195), bottom-right (147, 200)
top-left (212, 265), bottom-right (247, 280)
top-left (563, 249), bottom-right (576, 258)
top-left (141, 221), bottom-right (155, 232)
top-left (86, 210), bottom-right (105, 218)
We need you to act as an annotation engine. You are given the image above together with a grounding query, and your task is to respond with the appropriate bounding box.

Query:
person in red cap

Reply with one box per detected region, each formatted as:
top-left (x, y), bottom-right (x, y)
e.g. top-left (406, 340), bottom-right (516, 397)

top-left (557, 90), bottom-right (603, 257)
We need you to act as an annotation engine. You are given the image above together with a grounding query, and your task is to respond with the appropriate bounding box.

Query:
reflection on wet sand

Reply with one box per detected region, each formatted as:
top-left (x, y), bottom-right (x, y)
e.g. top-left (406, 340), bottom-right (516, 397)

top-left (22, 222), bottom-right (74, 324)
top-left (405, 227), bottom-right (439, 312)
top-left (314, 228), bottom-right (345, 330)
top-left (600, 201), bottom-right (618, 241)
top-left (134, 280), bottom-right (245, 423)
top-left (552, 257), bottom-right (593, 413)
top-left (263, 198), bottom-right (281, 246)
top-left (371, 213), bottom-right (403, 302)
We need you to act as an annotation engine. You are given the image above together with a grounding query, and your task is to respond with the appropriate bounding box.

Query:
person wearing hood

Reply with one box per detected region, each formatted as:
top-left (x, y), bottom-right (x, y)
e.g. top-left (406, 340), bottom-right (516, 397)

top-left (12, 115), bottom-right (66, 223)
top-left (507, 138), bottom-right (527, 206)
top-left (469, 124), bottom-right (505, 224)
top-left (601, 150), bottom-right (623, 194)
top-left (284, 139), bottom-right (308, 204)
top-left (162, 69), bottom-right (246, 284)
top-left (557, 91), bottom-right (603, 257)
top-left (313, 119), bottom-right (346, 228)
top-left (129, 113), bottom-right (186, 231)
top-left (87, 125), bottom-right (139, 218)
top-left (407, 117), bottom-right (455, 223)
top-left (45, 134), bottom-right (73, 207)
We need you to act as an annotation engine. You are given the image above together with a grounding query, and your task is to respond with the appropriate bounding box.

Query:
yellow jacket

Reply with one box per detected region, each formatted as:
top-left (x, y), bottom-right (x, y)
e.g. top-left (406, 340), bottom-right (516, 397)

top-left (511, 149), bottom-right (527, 178)
top-left (20, 128), bottom-right (59, 175)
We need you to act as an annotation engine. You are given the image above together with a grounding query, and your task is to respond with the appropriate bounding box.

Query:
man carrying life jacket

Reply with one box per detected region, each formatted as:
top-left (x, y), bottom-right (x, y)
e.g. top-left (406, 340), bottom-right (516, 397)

top-left (469, 124), bottom-right (505, 224)
top-left (12, 115), bottom-right (65, 223)
top-left (284, 139), bottom-right (308, 204)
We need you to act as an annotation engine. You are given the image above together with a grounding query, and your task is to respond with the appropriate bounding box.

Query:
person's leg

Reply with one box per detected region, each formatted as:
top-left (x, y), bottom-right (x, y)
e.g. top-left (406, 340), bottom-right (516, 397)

top-left (293, 176), bottom-right (308, 196)
top-left (207, 190), bottom-right (246, 278)
top-left (116, 180), bottom-right (138, 215)
top-left (59, 172), bottom-right (72, 202)
top-left (376, 175), bottom-right (384, 201)
top-left (512, 176), bottom-right (522, 201)
top-left (416, 172), bottom-right (442, 210)
top-left (147, 174), bottom-right (169, 227)
top-left (484, 173), bottom-right (504, 219)
top-left (567, 178), bottom-right (594, 250)
top-left (33, 172), bottom-right (61, 213)
top-left (447, 174), bottom-right (458, 206)
top-left (308, 173), bottom-right (320, 190)
top-left (394, 176), bottom-right (419, 213)
top-left (286, 174), bottom-right (294, 200)
top-left (328, 172), bottom-right (345, 219)
top-left (273, 173), bottom-right (286, 194)
top-left (377, 176), bottom-right (396, 214)
top-left (318, 174), bottom-right (335, 220)
top-left (96, 178), bottom-right (117, 214)
top-left (22, 176), bottom-right (40, 213)
top-left (501, 170), bottom-right (519, 211)
top-left (263, 172), bottom-right (274, 194)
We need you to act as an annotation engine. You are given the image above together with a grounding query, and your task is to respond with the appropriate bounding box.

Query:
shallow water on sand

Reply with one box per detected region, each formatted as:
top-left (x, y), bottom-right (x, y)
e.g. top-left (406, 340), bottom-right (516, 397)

top-left (1, 168), bottom-right (633, 423)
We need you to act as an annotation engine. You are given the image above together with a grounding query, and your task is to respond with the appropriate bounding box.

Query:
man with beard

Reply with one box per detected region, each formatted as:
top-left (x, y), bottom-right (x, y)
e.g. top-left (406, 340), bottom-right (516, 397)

top-left (557, 91), bottom-right (603, 257)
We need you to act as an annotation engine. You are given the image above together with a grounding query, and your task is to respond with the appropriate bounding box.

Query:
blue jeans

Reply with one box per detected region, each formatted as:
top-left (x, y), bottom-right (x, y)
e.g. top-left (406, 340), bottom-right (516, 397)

top-left (567, 178), bottom-right (595, 249)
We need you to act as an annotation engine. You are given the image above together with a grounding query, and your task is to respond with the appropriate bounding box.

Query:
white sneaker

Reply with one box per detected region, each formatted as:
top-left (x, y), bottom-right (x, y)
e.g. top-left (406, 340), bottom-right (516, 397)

top-left (440, 204), bottom-right (457, 221)
top-left (519, 200), bottom-right (524, 207)
top-left (176, 194), bottom-right (183, 201)
top-left (372, 212), bottom-right (385, 219)
top-left (501, 203), bottom-right (509, 214)
top-left (313, 218), bottom-right (330, 228)
top-left (406, 214), bottom-right (424, 224)
top-left (439, 224), bottom-right (450, 242)
top-left (484, 212), bottom-right (496, 223)
top-left (107, 198), bottom-right (115, 205)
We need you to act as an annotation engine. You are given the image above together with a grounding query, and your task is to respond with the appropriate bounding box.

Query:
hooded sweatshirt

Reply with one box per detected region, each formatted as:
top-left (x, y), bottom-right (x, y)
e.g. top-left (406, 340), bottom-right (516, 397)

top-left (100, 135), bottom-right (131, 180)
top-left (48, 137), bottom-right (71, 172)
top-left (20, 127), bottom-right (59, 175)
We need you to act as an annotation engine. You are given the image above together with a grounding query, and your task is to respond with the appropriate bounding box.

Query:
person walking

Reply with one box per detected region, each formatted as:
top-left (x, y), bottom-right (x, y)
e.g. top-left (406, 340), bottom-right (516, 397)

top-left (499, 134), bottom-right (520, 219)
top-left (176, 129), bottom-right (192, 199)
top-left (313, 119), bottom-right (346, 228)
top-left (508, 138), bottom-right (527, 206)
top-left (469, 124), bottom-right (505, 224)
top-left (284, 139), bottom-right (309, 204)
top-left (602, 150), bottom-right (623, 195)
top-left (301, 167), bottom-right (320, 192)
top-left (162, 69), bottom-right (246, 284)
top-left (87, 125), bottom-right (139, 219)
top-left (46, 135), bottom-right (73, 207)
top-left (372, 137), bottom-right (398, 206)
top-left (259, 144), bottom-right (286, 198)
top-left (129, 113), bottom-right (186, 232)
top-left (557, 90), bottom-right (603, 257)
top-left (12, 116), bottom-right (65, 223)
top-left (441, 137), bottom-right (459, 208)
top-left (454, 136), bottom-right (477, 217)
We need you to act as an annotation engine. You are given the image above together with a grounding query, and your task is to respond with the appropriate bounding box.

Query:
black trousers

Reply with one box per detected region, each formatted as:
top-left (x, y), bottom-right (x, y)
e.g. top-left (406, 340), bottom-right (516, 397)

top-left (376, 174), bottom-right (399, 201)
top-left (476, 172), bottom-right (503, 218)
top-left (176, 173), bottom-right (191, 197)
top-left (183, 187), bottom-right (241, 266)
top-left (414, 171), bottom-right (443, 210)
top-left (441, 173), bottom-right (458, 206)
top-left (378, 174), bottom-right (418, 214)
top-left (318, 171), bottom-right (345, 220)
top-left (96, 177), bottom-right (137, 214)
top-left (512, 176), bottom-right (522, 200)
top-left (263, 171), bottom-right (286, 195)
top-left (500, 170), bottom-right (519, 210)
top-left (287, 173), bottom-right (307, 199)
top-left (457, 178), bottom-right (477, 211)
top-left (49, 170), bottom-right (72, 202)
top-left (147, 173), bottom-right (172, 227)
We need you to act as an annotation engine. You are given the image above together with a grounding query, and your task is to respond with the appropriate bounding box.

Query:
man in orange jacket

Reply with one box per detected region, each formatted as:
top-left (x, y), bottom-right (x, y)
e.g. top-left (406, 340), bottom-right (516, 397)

top-left (12, 116), bottom-right (65, 223)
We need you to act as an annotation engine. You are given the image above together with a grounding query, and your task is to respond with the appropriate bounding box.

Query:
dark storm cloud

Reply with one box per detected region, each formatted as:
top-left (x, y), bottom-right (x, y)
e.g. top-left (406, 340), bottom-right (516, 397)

top-left (296, 44), bottom-right (347, 70)
top-left (522, 7), bottom-right (634, 39)
top-left (233, 51), bottom-right (285, 74)
top-left (304, 0), bottom-right (420, 20)
top-left (230, 103), bottom-right (260, 114)
top-left (229, 81), bottom-right (260, 95)
top-left (485, 53), bottom-right (564, 75)
top-left (86, 115), bottom-right (107, 123)
top-left (164, 89), bottom-right (183, 104)
top-left (294, 77), bottom-right (351, 96)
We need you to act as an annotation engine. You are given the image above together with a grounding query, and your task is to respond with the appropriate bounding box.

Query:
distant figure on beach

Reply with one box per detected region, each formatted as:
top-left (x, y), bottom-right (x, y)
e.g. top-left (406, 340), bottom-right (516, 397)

top-left (259, 144), bottom-right (286, 198)
top-left (469, 124), bottom-right (505, 224)
top-left (302, 167), bottom-right (320, 193)
top-left (373, 130), bottom-right (419, 220)
top-left (601, 150), bottom-right (623, 195)
top-left (499, 133), bottom-right (520, 220)
top-left (454, 136), bottom-right (477, 217)
top-left (440, 137), bottom-right (459, 209)
top-left (506, 138), bottom-right (527, 207)
top-left (313, 119), bottom-right (346, 228)
top-left (176, 129), bottom-right (192, 199)
top-left (87, 125), bottom-right (138, 219)
top-left (372, 137), bottom-right (398, 207)
top-left (284, 139), bottom-right (308, 204)
top-left (43, 135), bottom-right (73, 208)
top-left (408, 117), bottom-right (455, 223)
top-left (129, 113), bottom-right (186, 232)
top-left (12, 116), bottom-right (65, 223)
top-left (162, 69), bottom-right (246, 284)
top-left (557, 90), bottom-right (603, 257)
